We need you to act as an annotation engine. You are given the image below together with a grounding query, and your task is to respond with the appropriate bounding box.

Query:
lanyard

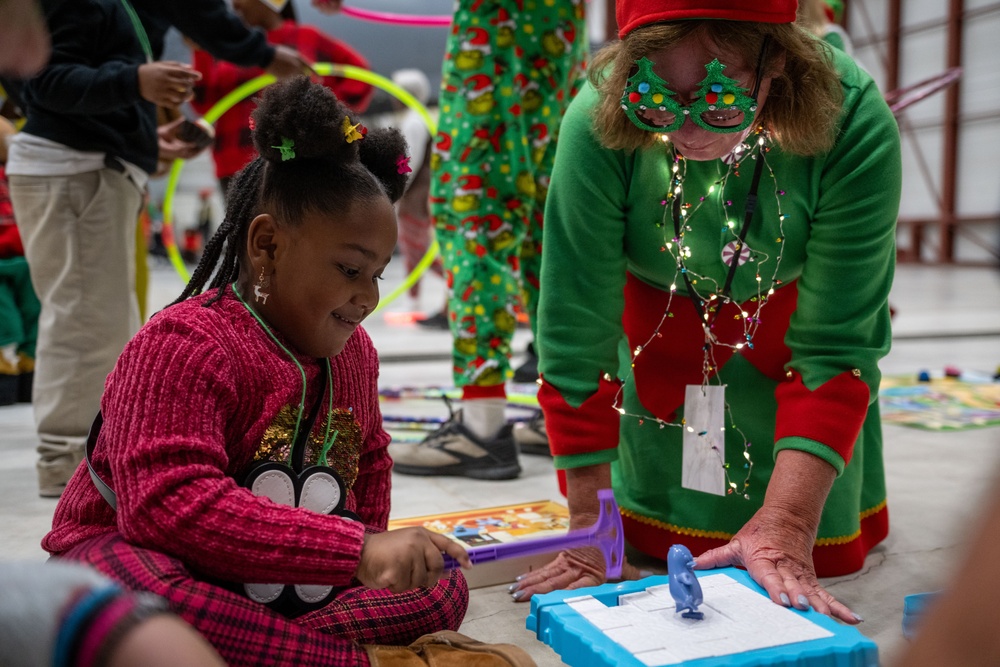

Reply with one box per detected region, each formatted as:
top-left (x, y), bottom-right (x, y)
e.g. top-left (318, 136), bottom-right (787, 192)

top-left (672, 148), bottom-right (766, 328)
top-left (118, 0), bottom-right (154, 63)
top-left (232, 283), bottom-right (335, 469)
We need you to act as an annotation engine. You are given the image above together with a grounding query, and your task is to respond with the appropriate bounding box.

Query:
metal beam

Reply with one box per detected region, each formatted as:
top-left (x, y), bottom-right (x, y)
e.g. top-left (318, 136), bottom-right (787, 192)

top-left (606, 0), bottom-right (616, 43)
top-left (939, 0), bottom-right (964, 262)
top-left (853, 2), bottom-right (1000, 47)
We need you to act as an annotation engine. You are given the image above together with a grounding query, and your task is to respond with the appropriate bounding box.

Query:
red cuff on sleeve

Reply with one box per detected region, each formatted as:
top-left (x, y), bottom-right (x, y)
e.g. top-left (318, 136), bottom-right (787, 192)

top-left (462, 384), bottom-right (506, 400)
top-left (539, 374), bottom-right (622, 457)
top-left (774, 369), bottom-right (870, 465)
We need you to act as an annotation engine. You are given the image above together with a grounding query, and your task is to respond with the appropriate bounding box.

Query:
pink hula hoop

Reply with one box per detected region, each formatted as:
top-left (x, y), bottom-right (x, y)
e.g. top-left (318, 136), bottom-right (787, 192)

top-left (340, 5), bottom-right (451, 27)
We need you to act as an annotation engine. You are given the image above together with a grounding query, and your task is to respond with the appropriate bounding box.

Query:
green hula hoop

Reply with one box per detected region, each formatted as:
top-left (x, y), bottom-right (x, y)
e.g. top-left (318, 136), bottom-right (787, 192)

top-left (161, 63), bottom-right (439, 313)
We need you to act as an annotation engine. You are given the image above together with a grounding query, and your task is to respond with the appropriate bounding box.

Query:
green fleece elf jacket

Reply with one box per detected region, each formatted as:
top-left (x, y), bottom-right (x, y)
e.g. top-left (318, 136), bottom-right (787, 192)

top-left (537, 47), bottom-right (901, 576)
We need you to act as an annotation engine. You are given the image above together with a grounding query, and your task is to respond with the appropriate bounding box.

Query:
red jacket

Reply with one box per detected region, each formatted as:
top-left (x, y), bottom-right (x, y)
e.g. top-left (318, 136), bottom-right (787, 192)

top-left (192, 21), bottom-right (374, 179)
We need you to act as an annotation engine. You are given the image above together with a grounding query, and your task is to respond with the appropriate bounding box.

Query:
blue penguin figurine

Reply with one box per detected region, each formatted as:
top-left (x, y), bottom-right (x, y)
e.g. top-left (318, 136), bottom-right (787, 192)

top-left (667, 544), bottom-right (704, 620)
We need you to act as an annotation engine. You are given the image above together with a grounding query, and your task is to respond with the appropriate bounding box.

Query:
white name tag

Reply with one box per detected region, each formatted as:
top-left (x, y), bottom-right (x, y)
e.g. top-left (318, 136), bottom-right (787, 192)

top-left (681, 384), bottom-right (726, 496)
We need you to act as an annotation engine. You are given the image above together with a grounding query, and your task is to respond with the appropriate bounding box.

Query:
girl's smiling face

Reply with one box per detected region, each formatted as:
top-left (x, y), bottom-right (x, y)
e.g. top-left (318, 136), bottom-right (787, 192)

top-left (247, 196), bottom-right (397, 358)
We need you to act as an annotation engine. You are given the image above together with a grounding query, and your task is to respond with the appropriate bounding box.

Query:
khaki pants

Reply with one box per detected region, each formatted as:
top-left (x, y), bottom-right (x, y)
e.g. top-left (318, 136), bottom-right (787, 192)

top-left (9, 168), bottom-right (142, 489)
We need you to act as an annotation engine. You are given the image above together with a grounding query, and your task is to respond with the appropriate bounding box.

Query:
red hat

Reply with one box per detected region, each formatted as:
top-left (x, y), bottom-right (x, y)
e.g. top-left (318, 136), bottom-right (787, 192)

top-left (464, 74), bottom-right (495, 100)
top-left (490, 8), bottom-right (515, 28)
top-left (462, 27), bottom-right (492, 54)
top-left (617, 0), bottom-right (798, 38)
top-left (455, 174), bottom-right (484, 197)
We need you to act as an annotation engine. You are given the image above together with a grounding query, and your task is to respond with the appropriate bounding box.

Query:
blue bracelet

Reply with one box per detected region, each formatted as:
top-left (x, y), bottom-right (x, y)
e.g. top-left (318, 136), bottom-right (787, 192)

top-left (52, 584), bottom-right (122, 667)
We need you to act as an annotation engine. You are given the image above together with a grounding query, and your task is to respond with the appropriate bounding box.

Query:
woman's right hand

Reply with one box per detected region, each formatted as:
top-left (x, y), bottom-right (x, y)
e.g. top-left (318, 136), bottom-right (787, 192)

top-left (356, 528), bottom-right (470, 593)
top-left (510, 463), bottom-right (644, 601)
top-left (509, 545), bottom-right (643, 601)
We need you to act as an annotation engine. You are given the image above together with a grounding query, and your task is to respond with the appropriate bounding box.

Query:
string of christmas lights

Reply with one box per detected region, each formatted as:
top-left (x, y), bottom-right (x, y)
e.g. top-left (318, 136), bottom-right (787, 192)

top-left (611, 128), bottom-right (789, 500)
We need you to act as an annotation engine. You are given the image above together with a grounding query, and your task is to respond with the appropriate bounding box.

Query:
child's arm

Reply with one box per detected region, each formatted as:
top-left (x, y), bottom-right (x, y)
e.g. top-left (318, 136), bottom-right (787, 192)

top-left (140, 0), bottom-right (275, 69)
top-left (25, 4), bottom-right (196, 114)
top-left (346, 335), bottom-right (393, 530)
top-left (100, 320), bottom-right (368, 587)
top-left (190, 50), bottom-right (247, 115)
top-left (339, 334), bottom-right (474, 590)
top-left (26, 35), bottom-right (142, 116)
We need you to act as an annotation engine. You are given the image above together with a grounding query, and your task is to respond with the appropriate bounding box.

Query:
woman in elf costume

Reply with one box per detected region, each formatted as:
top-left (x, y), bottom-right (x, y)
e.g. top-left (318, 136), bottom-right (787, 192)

top-left (512, 0), bottom-right (900, 624)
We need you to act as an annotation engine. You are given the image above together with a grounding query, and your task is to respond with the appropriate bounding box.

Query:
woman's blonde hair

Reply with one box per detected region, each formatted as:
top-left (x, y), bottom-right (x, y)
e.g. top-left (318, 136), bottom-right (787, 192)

top-left (797, 0), bottom-right (830, 37)
top-left (589, 20), bottom-right (843, 156)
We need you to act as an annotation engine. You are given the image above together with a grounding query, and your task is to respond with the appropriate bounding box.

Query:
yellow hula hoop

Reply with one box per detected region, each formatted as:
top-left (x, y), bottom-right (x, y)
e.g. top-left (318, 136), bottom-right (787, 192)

top-left (161, 63), bottom-right (439, 312)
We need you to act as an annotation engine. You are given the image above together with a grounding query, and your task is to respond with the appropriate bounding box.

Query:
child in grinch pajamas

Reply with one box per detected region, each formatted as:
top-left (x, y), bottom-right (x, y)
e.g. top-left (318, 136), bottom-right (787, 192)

top-left (391, 0), bottom-right (587, 480)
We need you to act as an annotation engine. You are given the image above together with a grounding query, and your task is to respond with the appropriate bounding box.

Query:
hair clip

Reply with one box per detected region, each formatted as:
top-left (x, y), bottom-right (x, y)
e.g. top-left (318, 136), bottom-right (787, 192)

top-left (248, 116), bottom-right (256, 131)
top-left (396, 154), bottom-right (412, 174)
top-left (342, 117), bottom-right (365, 143)
top-left (271, 137), bottom-right (295, 161)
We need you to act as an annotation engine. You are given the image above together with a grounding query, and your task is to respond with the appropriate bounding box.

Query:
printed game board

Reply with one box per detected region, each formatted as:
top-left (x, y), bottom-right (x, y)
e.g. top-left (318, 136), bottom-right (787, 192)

top-left (879, 376), bottom-right (1000, 431)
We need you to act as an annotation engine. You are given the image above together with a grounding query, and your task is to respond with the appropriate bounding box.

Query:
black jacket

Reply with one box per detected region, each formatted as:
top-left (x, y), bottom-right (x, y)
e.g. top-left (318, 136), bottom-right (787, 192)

top-left (132, 0), bottom-right (275, 66)
top-left (15, 0), bottom-right (157, 174)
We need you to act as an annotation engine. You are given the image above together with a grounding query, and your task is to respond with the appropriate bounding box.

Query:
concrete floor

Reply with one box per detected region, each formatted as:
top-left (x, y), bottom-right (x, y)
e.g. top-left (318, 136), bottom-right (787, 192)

top-left (2, 262), bottom-right (998, 666)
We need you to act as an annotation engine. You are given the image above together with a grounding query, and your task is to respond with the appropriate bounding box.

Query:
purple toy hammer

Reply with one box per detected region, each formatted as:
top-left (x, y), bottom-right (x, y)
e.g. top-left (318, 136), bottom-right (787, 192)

top-left (442, 489), bottom-right (625, 579)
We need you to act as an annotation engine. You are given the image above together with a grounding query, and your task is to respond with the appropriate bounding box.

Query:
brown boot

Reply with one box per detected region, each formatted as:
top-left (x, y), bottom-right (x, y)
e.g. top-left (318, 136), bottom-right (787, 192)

top-left (364, 630), bottom-right (536, 667)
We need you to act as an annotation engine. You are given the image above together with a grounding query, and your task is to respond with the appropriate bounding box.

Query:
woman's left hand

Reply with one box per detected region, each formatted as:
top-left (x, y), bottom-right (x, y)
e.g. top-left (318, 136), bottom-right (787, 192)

top-left (694, 504), bottom-right (860, 624)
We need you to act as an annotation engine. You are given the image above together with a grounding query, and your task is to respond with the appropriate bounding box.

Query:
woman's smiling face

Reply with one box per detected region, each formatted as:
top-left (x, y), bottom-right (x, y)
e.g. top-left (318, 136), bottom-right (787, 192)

top-left (641, 30), bottom-right (776, 161)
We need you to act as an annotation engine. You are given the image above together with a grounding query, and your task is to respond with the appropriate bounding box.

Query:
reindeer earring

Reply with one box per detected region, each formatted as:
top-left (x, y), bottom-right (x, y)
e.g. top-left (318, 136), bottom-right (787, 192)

top-left (254, 268), bottom-right (271, 305)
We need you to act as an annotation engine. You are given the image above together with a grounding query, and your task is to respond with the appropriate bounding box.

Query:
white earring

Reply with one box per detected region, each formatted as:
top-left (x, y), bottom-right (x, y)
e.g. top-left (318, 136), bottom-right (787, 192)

top-left (254, 268), bottom-right (271, 305)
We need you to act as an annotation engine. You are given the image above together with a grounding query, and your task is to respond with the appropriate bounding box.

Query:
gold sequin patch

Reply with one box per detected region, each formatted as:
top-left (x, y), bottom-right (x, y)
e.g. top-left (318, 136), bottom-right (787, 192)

top-left (254, 404), bottom-right (363, 490)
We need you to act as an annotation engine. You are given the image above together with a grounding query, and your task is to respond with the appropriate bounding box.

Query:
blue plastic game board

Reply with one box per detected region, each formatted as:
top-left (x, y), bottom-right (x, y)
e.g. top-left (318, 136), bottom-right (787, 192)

top-left (527, 568), bottom-right (878, 667)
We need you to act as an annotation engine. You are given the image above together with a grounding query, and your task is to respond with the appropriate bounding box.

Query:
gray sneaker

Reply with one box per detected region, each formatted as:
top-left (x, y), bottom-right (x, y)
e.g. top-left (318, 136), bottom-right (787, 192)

top-left (389, 411), bottom-right (521, 480)
top-left (513, 412), bottom-right (550, 456)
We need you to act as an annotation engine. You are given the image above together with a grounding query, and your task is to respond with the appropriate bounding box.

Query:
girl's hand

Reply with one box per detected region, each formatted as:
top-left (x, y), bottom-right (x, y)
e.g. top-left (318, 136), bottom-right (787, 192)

top-left (356, 528), bottom-right (470, 593)
top-left (509, 548), bottom-right (645, 601)
top-left (695, 505), bottom-right (860, 624)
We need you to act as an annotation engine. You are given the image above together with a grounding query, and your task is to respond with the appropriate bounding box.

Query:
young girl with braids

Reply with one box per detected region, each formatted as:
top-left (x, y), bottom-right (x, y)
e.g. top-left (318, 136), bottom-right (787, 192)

top-left (42, 78), bottom-right (535, 667)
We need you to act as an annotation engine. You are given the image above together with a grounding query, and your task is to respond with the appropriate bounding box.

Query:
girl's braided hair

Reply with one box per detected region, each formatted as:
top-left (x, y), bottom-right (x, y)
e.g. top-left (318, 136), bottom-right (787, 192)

top-left (173, 76), bottom-right (409, 306)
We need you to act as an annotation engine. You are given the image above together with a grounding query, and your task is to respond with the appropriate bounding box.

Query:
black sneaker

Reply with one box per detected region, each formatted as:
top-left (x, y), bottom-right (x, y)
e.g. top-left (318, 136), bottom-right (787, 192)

top-left (512, 342), bottom-right (538, 384)
top-left (0, 375), bottom-right (16, 406)
top-left (416, 311), bottom-right (451, 331)
top-left (388, 410), bottom-right (521, 480)
top-left (513, 411), bottom-right (549, 456)
top-left (17, 371), bottom-right (33, 403)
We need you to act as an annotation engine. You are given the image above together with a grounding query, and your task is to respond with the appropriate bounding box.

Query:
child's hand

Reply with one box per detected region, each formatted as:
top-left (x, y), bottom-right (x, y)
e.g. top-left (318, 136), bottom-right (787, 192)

top-left (311, 0), bottom-right (343, 14)
top-left (157, 117), bottom-right (207, 162)
top-left (266, 46), bottom-right (316, 80)
top-left (138, 62), bottom-right (202, 108)
top-left (356, 528), bottom-right (471, 593)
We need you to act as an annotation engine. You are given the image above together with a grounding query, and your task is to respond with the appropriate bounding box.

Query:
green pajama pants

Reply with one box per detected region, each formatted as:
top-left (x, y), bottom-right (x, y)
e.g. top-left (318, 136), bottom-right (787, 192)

top-left (430, 0), bottom-right (586, 388)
